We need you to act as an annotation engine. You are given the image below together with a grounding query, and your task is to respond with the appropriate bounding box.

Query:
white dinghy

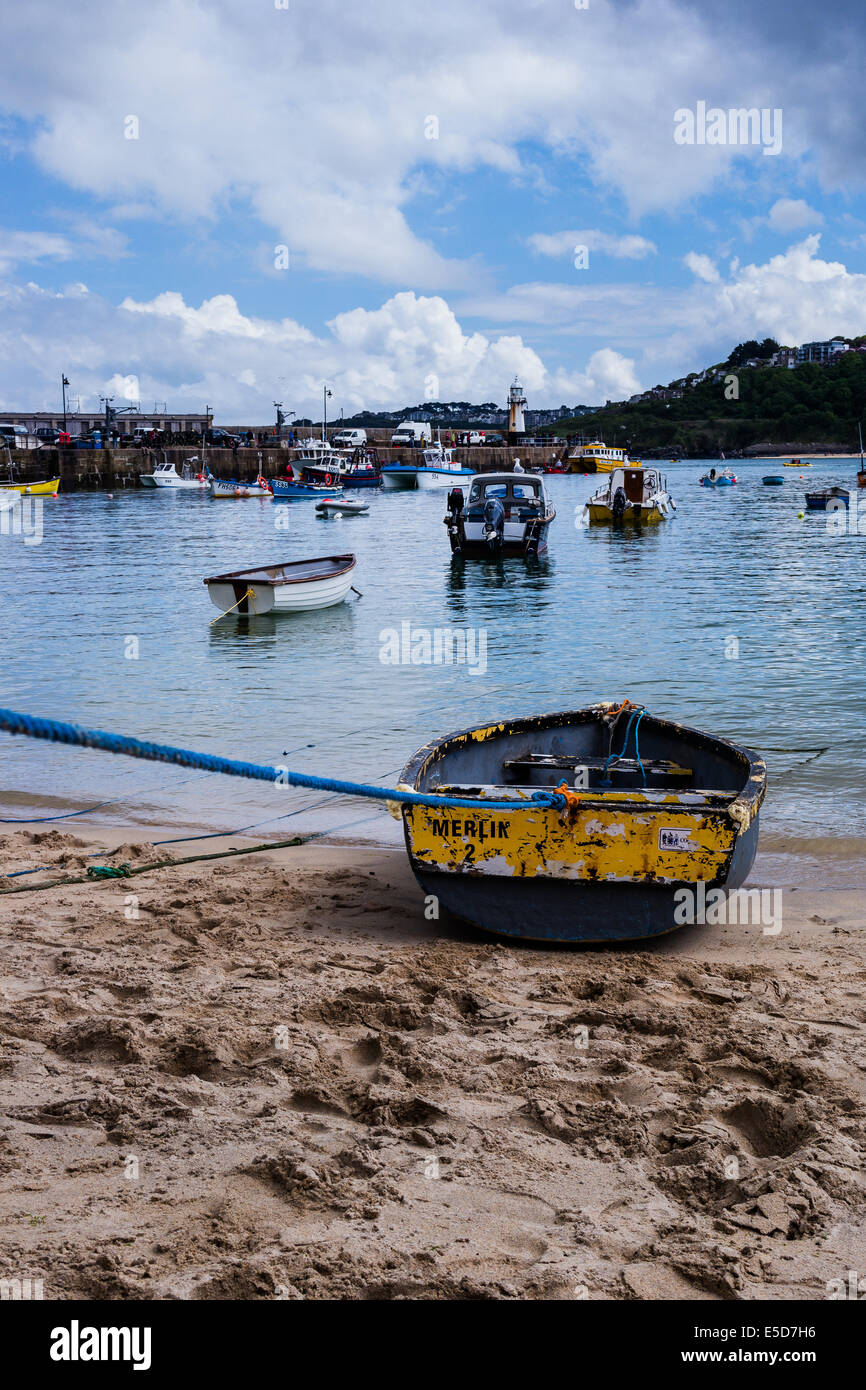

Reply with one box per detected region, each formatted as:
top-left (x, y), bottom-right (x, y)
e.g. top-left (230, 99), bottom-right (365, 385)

top-left (204, 554), bottom-right (357, 615)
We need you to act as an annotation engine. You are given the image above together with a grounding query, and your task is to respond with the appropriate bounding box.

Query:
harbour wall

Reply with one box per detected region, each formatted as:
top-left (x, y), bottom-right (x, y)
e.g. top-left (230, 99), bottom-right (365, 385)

top-left (6, 444), bottom-right (567, 491)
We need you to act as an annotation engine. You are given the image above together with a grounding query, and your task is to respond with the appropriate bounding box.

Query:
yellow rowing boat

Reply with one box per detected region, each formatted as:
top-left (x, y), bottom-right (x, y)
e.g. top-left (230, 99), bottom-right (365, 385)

top-left (0, 477), bottom-right (60, 495)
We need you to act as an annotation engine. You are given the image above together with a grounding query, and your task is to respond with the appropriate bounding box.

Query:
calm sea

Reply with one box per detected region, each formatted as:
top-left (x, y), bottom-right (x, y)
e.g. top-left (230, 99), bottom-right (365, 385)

top-left (2, 459), bottom-right (865, 884)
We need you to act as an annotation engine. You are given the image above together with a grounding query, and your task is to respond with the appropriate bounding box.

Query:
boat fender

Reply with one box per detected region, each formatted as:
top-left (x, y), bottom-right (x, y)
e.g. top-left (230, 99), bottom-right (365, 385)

top-left (728, 801), bottom-right (751, 833)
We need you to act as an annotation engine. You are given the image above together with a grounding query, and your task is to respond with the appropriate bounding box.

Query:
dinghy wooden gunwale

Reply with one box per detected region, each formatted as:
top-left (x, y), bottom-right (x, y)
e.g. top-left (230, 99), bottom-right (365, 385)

top-left (399, 704), bottom-right (766, 943)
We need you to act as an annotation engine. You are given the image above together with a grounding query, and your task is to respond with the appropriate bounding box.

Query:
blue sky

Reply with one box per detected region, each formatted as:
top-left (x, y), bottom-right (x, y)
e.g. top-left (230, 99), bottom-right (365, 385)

top-left (1, 0), bottom-right (866, 419)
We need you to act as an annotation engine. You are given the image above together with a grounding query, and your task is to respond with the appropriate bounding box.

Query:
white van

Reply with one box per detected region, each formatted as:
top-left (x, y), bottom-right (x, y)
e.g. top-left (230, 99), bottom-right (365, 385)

top-left (391, 421), bottom-right (431, 447)
top-left (332, 428), bottom-right (367, 448)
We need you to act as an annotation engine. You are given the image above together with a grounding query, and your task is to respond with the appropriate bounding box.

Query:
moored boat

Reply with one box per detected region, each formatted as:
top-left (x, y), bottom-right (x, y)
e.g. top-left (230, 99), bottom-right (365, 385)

top-left (783, 458), bottom-right (811, 468)
top-left (209, 475), bottom-right (271, 498)
top-left (804, 485), bottom-right (851, 511)
top-left (699, 467), bottom-right (737, 487)
top-left (143, 459), bottom-right (209, 489)
top-left (399, 701), bottom-right (766, 942)
top-left (0, 475), bottom-right (60, 496)
top-left (272, 477), bottom-right (344, 501)
top-left (762, 475), bottom-right (785, 485)
top-left (444, 471), bottom-right (555, 557)
top-left (565, 440), bottom-right (627, 474)
top-left (584, 465), bottom-right (674, 524)
top-left (315, 498), bottom-right (369, 517)
top-left (381, 436), bottom-right (474, 490)
top-left (203, 554), bottom-right (357, 614)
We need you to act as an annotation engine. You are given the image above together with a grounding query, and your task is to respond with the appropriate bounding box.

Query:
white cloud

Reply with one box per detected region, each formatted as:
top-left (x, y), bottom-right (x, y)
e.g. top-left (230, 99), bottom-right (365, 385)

top-left (528, 230), bottom-right (657, 261)
top-left (765, 198), bottom-right (824, 233)
top-left (684, 251), bottom-right (720, 282)
top-left (0, 0), bottom-right (857, 288)
top-left (0, 282), bottom-right (629, 414)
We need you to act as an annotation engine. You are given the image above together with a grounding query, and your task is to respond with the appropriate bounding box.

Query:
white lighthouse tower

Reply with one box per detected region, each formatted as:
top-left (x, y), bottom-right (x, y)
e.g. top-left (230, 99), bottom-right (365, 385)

top-left (507, 376), bottom-right (527, 437)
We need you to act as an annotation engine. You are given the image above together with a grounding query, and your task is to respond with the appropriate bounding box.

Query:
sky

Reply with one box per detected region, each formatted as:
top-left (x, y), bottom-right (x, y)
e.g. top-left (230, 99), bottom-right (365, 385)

top-left (1, 0), bottom-right (866, 420)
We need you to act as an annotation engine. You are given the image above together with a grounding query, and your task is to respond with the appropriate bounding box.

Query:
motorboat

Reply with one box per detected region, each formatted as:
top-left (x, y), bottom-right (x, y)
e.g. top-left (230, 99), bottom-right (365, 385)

top-left (142, 459), bottom-right (209, 489)
top-left (398, 700), bottom-right (766, 942)
top-left (565, 441), bottom-right (628, 474)
top-left (272, 477), bottom-right (343, 501)
top-left (584, 465), bottom-right (675, 524)
top-left (444, 471), bottom-right (555, 557)
top-left (381, 436), bottom-right (474, 490)
top-left (203, 554), bottom-right (357, 615)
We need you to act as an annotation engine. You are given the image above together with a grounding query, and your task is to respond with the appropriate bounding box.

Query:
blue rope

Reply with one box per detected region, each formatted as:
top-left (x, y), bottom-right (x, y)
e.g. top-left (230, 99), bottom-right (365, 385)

top-left (0, 708), bottom-right (567, 813)
top-left (600, 706), bottom-right (646, 787)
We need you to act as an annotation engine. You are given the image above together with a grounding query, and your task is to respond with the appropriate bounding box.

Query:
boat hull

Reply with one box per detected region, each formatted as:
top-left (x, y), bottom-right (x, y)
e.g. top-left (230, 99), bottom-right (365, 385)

top-left (209, 478), bottom-right (270, 498)
top-left (415, 468), bottom-right (475, 490)
top-left (381, 468), bottom-right (419, 490)
top-left (0, 478), bottom-right (60, 495)
top-left (205, 564), bottom-right (355, 614)
top-left (399, 705), bottom-right (765, 943)
top-left (585, 500), bottom-right (666, 524)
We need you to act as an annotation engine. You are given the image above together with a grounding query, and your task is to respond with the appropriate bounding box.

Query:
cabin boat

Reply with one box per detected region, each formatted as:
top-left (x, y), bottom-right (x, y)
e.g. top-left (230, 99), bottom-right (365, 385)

top-left (381, 437), bottom-right (474, 490)
top-left (700, 468), bottom-right (737, 487)
top-left (272, 477), bottom-right (343, 501)
top-left (142, 460), bottom-right (209, 489)
top-left (584, 465), bottom-right (674, 525)
top-left (203, 554), bottom-right (356, 614)
top-left (315, 498), bottom-right (369, 517)
top-left (445, 471), bottom-right (555, 557)
top-left (341, 460), bottom-right (382, 489)
top-left (565, 441), bottom-right (628, 474)
top-left (398, 701), bottom-right (766, 942)
top-left (804, 486), bottom-right (851, 511)
top-left (209, 475), bottom-right (271, 498)
top-left (293, 439), bottom-right (355, 486)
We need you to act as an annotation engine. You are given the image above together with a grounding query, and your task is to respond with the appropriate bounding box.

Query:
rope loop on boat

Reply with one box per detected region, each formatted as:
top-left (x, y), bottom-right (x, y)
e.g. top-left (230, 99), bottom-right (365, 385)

top-left (209, 586), bottom-right (258, 624)
top-left (0, 708), bottom-right (569, 813)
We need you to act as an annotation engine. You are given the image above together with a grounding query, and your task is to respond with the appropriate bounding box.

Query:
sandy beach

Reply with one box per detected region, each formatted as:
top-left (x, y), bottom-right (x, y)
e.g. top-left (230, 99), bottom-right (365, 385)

top-left (1, 824), bottom-right (864, 1301)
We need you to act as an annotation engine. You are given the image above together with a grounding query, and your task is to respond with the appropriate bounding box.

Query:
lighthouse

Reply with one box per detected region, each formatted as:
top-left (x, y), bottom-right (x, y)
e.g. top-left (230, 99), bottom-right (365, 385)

top-left (507, 377), bottom-right (527, 438)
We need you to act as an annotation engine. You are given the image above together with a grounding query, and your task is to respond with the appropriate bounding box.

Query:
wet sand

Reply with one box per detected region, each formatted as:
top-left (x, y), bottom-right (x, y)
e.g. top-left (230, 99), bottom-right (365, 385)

top-left (1, 826), bottom-right (864, 1300)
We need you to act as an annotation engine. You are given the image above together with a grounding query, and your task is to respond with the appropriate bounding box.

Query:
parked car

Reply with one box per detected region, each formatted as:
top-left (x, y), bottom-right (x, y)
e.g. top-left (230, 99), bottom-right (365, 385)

top-left (483, 433), bottom-right (506, 447)
top-left (35, 426), bottom-right (60, 444)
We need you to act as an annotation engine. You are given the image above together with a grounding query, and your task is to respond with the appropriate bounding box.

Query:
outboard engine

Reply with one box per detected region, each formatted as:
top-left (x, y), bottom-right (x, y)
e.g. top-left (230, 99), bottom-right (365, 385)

top-left (483, 496), bottom-right (506, 550)
top-left (445, 486), bottom-right (466, 555)
top-left (612, 486), bottom-right (627, 523)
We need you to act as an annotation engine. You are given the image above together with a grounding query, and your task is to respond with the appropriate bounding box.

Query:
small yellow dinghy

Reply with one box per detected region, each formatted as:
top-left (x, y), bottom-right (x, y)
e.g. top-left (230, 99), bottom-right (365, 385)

top-left (0, 477), bottom-right (60, 495)
top-left (399, 701), bottom-right (766, 943)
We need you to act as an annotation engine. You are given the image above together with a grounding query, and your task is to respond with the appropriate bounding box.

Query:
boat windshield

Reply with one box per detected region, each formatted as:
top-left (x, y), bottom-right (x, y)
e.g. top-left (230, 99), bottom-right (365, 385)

top-left (469, 477), bottom-right (541, 503)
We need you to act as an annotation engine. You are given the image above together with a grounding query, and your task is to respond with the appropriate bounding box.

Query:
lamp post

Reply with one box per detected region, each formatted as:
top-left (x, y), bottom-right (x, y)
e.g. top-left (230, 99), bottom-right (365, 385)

top-left (323, 385), bottom-right (332, 441)
top-left (61, 374), bottom-right (69, 431)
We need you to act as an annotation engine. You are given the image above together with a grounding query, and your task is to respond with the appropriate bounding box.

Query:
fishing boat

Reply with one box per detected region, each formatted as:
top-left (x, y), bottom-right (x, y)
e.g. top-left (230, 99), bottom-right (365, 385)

top-left (142, 459), bottom-right (209, 489)
top-left (565, 441), bottom-right (627, 474)
top-left (209, 475), bottom-right (271, 498)
top-left (699, 467), bottom-right (737, 487)
top-left (292, 439), bottom-right (354, 486)
top-left (381, 436), bottom-right (474, 490)
top-left (804, 485), bottom-right (851, 511)
top-left (341, 460), bottom-right (382, 489)
top-left (584, 465), bottom-right (674, 525)
top-left (762, 475), bottom-right (785, 486)
top-left (315, 498), bottom-right (369, 517)
top-left (398, 701), bottom-right (767, 942)
top-left (444, 471), bottom-right (555, 557)
top-left (203, 554), bottom-right (357, 615)
top-left (272, 477), bottom-right (343, 501)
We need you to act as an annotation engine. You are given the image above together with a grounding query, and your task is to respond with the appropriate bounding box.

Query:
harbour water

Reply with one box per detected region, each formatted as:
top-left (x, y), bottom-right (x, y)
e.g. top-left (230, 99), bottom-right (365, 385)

top-left (2, 460), bottom-right (866, 884)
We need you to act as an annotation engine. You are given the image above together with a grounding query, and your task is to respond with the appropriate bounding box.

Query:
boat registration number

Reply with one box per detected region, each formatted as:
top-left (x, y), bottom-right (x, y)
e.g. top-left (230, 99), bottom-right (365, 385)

top-left (658, 827), bottom-right (697, 851)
